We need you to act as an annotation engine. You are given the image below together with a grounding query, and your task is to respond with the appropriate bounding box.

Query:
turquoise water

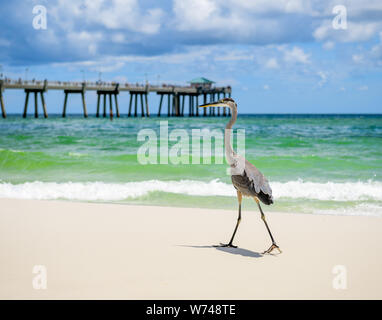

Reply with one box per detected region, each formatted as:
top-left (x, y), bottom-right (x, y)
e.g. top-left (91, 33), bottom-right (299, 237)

top-left (0, 114), bottom-right (381, 216)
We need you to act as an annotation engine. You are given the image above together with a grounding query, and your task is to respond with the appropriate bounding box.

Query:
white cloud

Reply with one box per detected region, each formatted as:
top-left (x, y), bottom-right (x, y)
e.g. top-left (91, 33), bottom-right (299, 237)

top-left (66, 31), bottom-right (103, 56)
top-left (312, 1), bottom-right (382, 44)
top-left (317, 71), bottom-right (327, 87)
top-left (172, 0), bottom-right (382, 47)
top-left (173, 0), bottom-right (222, 32)
top-left (358, 85), bottom-right (368, 91)
top-left (282, 46), bottom-right (310, 64)
top-left (172, 0), bottom-right (315, 41)
top-left (6, 0), bottom-right (382, 79)
top-left (370, 32), bottom-right (382, 66)
top-left (314, 20), bottom-right (380, 43)
top-left (323, 41), bottom-right (335, 50)
top-left (227, 0), bottom-right (312, 14)
top-left (352, 54), bottom-right (364, 63)
top-left (51, 0), bottom-right (164, 35)
top-left (348, 32), bottom-right (382, 67)
top-left (265, 58), bottom-right (279, 69)
top-left (215, 52), bottom-right (255, 62)
top-left (111, 33), bottom-right (126, 44)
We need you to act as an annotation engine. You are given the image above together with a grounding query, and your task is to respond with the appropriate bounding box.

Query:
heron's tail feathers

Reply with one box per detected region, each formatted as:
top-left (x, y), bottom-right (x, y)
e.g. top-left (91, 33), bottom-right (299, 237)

top-left (257, 190), bottom-right (273, 205)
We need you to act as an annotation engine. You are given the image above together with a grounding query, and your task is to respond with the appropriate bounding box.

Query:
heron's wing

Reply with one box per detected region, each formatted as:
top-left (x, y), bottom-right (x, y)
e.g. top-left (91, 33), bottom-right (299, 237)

top-left (243, 159), bottom-right (273, 198)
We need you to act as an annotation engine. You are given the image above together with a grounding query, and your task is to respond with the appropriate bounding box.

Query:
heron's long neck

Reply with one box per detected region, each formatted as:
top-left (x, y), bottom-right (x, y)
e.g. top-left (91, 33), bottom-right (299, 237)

top-left (225, 107), bottom-right (237, 165)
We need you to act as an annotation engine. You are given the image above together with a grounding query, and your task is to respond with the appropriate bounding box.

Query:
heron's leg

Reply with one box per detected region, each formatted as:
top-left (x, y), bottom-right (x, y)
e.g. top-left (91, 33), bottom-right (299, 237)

top-left (254, 197), bottom-right (282, 254)
top-left (215, 191), bottom-right (242, 248)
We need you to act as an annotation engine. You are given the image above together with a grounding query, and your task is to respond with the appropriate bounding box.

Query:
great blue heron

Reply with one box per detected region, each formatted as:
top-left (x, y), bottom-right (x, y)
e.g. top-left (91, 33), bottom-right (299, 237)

top-left (199, 98), bottom-right (281, 254)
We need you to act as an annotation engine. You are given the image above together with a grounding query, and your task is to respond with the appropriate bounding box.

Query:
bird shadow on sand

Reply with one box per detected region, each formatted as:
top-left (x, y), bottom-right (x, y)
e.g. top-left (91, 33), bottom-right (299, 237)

top-left (178, 245), bottom-right (263, 258)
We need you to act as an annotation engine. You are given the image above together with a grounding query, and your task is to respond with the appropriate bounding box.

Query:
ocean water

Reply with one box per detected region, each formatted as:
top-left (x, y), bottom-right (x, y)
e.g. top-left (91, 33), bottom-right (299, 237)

top-left (0, 114), bottom-right (381, 217)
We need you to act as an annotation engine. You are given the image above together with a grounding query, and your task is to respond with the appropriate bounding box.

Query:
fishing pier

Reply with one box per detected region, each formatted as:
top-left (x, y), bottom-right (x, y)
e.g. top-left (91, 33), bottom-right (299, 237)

top-left (0, 77), bottom-right (231, 119)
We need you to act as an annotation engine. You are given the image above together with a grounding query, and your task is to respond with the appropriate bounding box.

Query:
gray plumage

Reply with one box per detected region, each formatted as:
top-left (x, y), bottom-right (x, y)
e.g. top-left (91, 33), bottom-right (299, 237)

top-left (231, 158), bottom-right (273, 205)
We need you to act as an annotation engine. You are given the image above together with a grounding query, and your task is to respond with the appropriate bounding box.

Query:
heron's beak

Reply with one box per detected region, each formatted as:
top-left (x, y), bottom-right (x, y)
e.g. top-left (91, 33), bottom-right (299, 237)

top-left (199, 101), bottom-right (228, 108)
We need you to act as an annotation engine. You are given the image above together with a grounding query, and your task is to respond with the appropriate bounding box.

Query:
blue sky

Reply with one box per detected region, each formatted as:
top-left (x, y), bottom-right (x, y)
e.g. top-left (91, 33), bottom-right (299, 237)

top-left (1, 0), bottom-right (381, 114)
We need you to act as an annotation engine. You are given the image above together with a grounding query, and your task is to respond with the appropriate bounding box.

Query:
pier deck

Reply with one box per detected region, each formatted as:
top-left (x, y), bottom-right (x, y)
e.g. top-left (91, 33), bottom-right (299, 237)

top-left (0, 79), bottom-right (231, 119)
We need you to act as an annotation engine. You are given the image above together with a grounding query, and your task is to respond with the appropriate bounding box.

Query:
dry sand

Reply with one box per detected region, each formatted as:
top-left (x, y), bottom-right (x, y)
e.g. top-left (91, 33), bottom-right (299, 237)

top-left (0, 198), bottom-right (381, 299)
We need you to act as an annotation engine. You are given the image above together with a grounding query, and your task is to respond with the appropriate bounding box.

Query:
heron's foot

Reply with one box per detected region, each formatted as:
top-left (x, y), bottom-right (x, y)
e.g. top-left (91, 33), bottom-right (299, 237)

top-left (214, 242), bottom-right (238, 248)
top-left (263, 243), bottom-right (282, 254)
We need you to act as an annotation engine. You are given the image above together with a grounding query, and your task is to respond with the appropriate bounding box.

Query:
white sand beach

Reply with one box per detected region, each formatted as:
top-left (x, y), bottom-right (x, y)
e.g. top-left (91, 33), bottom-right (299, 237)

top-left (0, 198), bottom-right (381, 299)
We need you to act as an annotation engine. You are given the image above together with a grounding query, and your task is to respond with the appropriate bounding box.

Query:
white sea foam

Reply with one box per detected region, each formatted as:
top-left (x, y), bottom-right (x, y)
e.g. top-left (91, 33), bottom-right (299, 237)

top-left (313, 203), bottom-right (382, 217)
top-left (0, 179), bottom-right (381, 202)
top-left (0, 179), bottom-right (234, 201)
top-left (272, 180), bottom-right (382, 201)
top-left (68, 152), bottom-right (88, 157)
top-left (0, 148), bottom-right (24, 153)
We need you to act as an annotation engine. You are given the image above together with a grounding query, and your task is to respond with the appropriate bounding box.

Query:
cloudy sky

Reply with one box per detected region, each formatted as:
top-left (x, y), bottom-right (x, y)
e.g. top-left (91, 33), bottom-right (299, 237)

top-left (1, 0), bottom-right (381, 113)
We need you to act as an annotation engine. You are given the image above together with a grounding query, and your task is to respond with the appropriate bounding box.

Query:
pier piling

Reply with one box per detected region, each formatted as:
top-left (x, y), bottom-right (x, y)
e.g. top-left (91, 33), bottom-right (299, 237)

top-left (34, 91), bottom-right (38, 118)
top-left (109, 93), bottom-right (113, 120)
top-left (167, 94), bottom-right (171, 117)
top-left (222, 93), bottom-right (225, 115)
top-left (145, 93), bottom-right (149, 117)
top-left (157, 94), bottom-right (163, 117)
top-left (196, 95), bottom-right (199, 116)
top-left (97, 84), bottom-right (119, 119)
top-left (128, 94), bottom-right (133, 117)
top-left (203, 94), bottom-right (207, 117)
top-left (103, 94), bottom-right (106, 117)
top-left (0, 93), bottom-right (5, 119)
top-left (181, 95), bottom-right (185, 116)
top-left (81, 84), bottom-right (88, 118)
top-left (0, 92), bottom-right (5, 119)
top-left (62, 92), bottom-right (68, 117)
top-left (217, 93), bottom-right (221, 116)
top-left (22, 81), bottom-right (48, 118)
top-left (228, 92), bottom-right (231, 116)
top-left (134, 93), bottom-right (138, 117)
top-left (96, 94), bottom-right (100, 117)
top-left (0, 81), bottom-right (6, 118)
top-left (40, 92), bottom-right (48, 118)
top-left (140, 94), bottom-right (145, 117)
top-left (81, 92), bottom-right (88, 118)
top-left (128, 90), bottom-right (148, 117)
top-left (62, 83), bottom-right (87, 118)
top-left (115, 94), bottom-right (120, 117)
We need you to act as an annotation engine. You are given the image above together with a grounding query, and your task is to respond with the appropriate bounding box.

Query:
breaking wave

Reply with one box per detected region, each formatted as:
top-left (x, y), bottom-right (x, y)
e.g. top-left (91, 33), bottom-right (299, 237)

top-left (0, 179), bottom-right (381, 202)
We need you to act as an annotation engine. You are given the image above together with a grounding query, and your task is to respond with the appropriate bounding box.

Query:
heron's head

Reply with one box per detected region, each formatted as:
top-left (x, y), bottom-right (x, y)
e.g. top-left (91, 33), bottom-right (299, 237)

top-left (199, 97), bottom-right (237, 111)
